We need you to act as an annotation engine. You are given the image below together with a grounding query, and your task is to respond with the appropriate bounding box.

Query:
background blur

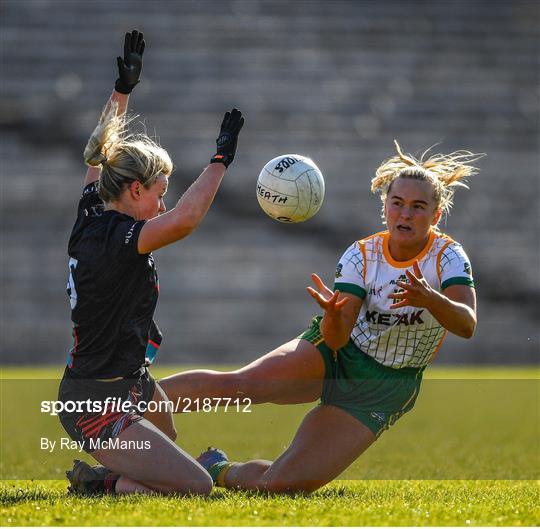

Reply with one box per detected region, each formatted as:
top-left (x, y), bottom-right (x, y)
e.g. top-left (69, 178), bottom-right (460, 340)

top-left (1, 0), bottom-right (538, 366)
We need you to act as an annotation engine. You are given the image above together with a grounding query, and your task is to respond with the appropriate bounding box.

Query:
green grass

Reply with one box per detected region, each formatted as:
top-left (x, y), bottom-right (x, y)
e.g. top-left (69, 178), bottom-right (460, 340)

top-left (1, 480), bottom-right (538, 526)
top-left (1, 366), bottom-right (539, 526)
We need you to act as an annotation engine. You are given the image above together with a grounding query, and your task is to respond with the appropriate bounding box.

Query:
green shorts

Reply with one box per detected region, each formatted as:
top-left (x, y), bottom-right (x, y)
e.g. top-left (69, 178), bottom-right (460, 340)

top-left (299, 316), bottom-right (424, 437)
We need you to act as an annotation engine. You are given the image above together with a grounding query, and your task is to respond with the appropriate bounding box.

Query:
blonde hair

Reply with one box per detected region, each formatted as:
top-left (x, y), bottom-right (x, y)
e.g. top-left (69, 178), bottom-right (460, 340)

top-left (83, 102), bottom-right (173, 202)
top-left (371, 140), bottom-right (484, 217)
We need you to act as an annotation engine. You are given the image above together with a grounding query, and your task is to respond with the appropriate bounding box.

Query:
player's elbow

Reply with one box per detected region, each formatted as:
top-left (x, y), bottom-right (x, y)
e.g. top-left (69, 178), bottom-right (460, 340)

top-left (460, 327), bottom-right (474, 339)
top-left (173, 207), bottom-right (202, 236)
top-left (458, 317), bottom-right (476, 339)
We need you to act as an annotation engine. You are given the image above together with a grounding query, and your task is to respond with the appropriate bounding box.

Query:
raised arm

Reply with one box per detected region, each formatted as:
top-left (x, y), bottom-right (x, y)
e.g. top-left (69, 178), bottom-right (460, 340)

top-left (307, 273), bottom-right (364, 351)
top-left (83, 30), bottom-right (145, 187)
top-left (137, 109), bottom-right (245, 254)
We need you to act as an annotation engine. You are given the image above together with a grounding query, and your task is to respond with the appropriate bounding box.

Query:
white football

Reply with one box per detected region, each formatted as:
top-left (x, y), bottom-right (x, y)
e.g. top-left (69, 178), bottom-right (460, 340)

top-left (256, 154), bottom-right (325, 223)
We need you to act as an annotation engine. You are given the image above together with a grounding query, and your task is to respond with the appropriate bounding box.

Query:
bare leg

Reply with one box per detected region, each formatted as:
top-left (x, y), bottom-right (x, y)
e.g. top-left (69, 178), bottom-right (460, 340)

top-left (114, 476), bottom-right (156, 494)
top-left (142, 381), bottom-right (177, 440)
top-left (91, 418), bottom-right (212, 495)
top-left (101, 383), bottom-right (180, 495)
top-left (159, 339), bottom-right (325, 409)
top-left (82, 381), bottom-right (180, 495)
top-left (220, 405), bottom-right (376, 493)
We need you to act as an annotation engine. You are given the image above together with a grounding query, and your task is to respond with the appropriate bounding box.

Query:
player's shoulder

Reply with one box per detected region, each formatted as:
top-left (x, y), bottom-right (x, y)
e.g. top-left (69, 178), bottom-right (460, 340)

top-left (351, 230), bottom-right (387, 252)
top-left (430, 230), bottom-right (473, 284)
top-left (357, 230), bottom-right (387, 245)
top-left (431, 230), bottom-right (468, 257)
top-left (338, 231), bottom-right (385, 257)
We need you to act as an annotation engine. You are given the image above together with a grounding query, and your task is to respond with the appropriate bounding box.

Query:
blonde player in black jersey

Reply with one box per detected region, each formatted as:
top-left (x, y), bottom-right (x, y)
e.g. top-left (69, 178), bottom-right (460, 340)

top-left (60, 30), bottom-right (243, 495)
top-left (159, 142), bottom-right (482, 493)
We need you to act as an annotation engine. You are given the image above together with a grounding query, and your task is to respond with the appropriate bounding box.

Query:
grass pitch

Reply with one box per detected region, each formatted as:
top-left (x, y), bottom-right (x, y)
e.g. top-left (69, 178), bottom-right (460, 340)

top-left (1, 365), bottom-right (538, 526)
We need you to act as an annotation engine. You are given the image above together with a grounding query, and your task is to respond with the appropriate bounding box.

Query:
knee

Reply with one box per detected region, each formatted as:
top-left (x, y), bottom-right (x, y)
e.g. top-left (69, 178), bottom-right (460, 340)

top-left (263, 476), bottom-right (322, 494)
top-left (182, 474), bottom-right (213, 496)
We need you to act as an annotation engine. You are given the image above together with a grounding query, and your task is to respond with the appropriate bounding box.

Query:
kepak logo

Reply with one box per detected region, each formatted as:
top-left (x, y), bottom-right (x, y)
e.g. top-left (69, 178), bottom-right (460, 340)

top-left (366, 310), bottom-right (425, 326)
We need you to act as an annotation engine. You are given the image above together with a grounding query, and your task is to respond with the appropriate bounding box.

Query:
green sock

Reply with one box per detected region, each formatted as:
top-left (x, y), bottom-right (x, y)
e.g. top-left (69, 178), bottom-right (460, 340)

top-left (208, 461), bottom-right (231, 484)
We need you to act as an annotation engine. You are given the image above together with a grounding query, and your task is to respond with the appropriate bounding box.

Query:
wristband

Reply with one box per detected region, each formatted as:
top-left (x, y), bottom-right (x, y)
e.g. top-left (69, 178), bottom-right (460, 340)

top-left (210, 154), bottom-right (229, 167)
top-left (114, 78), bottom-right (138, 95)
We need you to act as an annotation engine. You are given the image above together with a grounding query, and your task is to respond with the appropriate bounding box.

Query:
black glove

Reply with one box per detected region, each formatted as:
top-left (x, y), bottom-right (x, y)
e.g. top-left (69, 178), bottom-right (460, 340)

top-left (210, 108), bottom-right (245, 168)
top-left (115, 30), bottom-right (145, 94)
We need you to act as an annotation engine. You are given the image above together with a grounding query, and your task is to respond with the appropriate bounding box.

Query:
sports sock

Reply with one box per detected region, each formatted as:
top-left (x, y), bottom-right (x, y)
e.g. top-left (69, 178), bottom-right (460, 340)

top-left (103, 472), bottom-right (120, 494)
top-left (212, 462), bottom-right (236, 487)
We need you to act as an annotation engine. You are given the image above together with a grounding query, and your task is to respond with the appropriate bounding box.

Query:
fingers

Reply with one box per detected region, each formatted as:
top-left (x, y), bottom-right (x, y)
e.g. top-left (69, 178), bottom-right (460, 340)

top-left (310, 273), bottom-right (324, 289)
top-left (335, 296), bottom-right (350, 309)
top-left (116, 56), bottom-right (125, 71)
top-left (221, 108), bottom-right (243, 132)
top-left (221, 111), bottom-right (231, 129)
top-left (321, 289), bottom-right (340, 305)
top-left (413, 260), bottom-right (423, 278)
top-left (311, 273), bottom-right (333, 296)
top-left (325, 290), bottom-right (349, 310)
top-left (306, 286), bottom-right (319, 300)
top-left (405, 269), bottom-right (419, 285)
top-left (124, 32), bottom-right (131, 58)
top-left (306, 285), bottom-right (334, 305)
top-left (306, 286), bottom-right (326, 308)
top-left (234, 117), bottom-right (245, 135)
top-left (307, 282), bottom-right (349, 313)
top-left (388, 292), bottom-right (407, 300)
top-left (124, 30), bottom-right (144, 57)
top-left (389, 299), bottom-right (410, 309)
top-left (228, 109), bottom-right (242, 131)
top-left (405, 262), bottom-right (423, 285)
top-left (135, 31), bottom-right (144, 54)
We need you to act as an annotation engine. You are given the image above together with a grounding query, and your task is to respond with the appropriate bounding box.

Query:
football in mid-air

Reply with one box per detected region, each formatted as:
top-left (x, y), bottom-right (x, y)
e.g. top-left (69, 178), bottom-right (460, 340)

top-left (256, 154), bottom-right (325, 223)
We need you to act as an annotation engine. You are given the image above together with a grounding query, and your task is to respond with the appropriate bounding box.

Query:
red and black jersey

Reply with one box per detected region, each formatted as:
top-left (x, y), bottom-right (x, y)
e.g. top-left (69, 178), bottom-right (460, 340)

top-left (65, 182), bottom-right (162, 378)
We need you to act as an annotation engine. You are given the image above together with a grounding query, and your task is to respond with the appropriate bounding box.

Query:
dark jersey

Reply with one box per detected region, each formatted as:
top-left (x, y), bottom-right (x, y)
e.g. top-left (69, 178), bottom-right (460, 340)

top-left (65, 182), bottom-right (162, 378)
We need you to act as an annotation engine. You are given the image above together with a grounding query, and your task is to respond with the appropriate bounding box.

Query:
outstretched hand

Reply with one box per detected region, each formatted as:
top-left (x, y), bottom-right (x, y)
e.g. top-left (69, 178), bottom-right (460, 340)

top-left (115, 29), bottom-right (146, 94)
top-left (388, 260), bottom-right (436, 309)
top-left (307, 273), bottom-right (349, 314)
top-left (210, 108), bottom-right (245, 168)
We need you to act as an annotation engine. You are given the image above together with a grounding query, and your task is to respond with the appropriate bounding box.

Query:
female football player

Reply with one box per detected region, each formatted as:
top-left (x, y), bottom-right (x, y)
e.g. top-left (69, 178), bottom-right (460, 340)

top-left (59, 29), bottom-right (244, 496)
top-left (159, 141), bottom-right (481, 493)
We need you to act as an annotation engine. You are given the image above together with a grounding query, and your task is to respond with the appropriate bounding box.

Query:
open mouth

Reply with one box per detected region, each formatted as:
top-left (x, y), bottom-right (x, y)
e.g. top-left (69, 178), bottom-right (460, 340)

top-left (397, 225), bottom-right (412, 232)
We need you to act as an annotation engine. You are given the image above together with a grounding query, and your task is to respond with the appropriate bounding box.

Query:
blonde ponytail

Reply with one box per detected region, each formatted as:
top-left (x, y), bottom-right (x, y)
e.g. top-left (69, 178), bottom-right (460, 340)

top-left (83, 102), bottom-right (124, 168)
top-left (83, 102), bottom-right (173, 202)
top-left (371, 140), bottom-right (484, 216)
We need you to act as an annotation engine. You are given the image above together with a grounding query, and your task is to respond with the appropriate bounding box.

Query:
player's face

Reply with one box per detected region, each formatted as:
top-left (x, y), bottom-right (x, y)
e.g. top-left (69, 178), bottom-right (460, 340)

top-left (384, 178), bottom-right (441, 246)
top-left (138, 174), bottom-right (169, 220)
